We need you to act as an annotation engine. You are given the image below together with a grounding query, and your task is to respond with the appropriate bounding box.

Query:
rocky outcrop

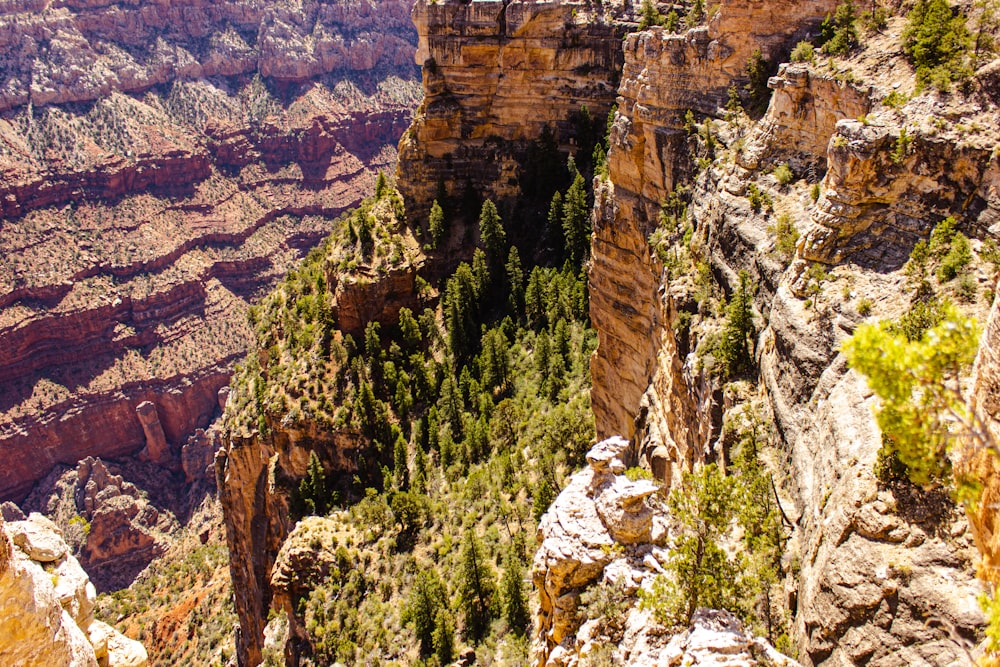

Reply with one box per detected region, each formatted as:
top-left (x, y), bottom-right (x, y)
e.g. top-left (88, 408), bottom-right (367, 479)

top-left (588, 2), bottom-right (999, 666)
top-left (532, 438), bottom-right (802, 667)
top-left (591, 0), bottom-right (841, 448)
top-left (800, 118), bottom-right (999, 271)
top-left (396, 0), bottom-right (626, 224)
top-left (0, 513), bottom-right (147, 667)
top-left (135, 401), bottom-right (170, 466)
top-left (218, 425), bottom-right (365, 666)
top-left (0, 0), bottom-right (421, 501)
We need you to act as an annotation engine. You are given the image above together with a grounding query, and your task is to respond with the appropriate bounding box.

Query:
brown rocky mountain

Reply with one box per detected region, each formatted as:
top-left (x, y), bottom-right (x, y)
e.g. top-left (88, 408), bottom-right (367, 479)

top-left (0, 0), bottom-right (421, 501)
top-left (216, 0), bottom-right (1000, 664)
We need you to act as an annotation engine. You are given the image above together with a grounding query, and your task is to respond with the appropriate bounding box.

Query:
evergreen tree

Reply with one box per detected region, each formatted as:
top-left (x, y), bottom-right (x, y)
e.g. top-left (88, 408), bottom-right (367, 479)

top-left (403, 568), bottom-right (447, 655)
top-left (547, 191), bottom-right (564, 255)
top-left (457, 530), bottom-right (497, 641)
top-left (903, 0), bottom-right (973, 89)
top-left (525, 268), bottom-right (548, 330)
top-left (562, 172), bottom-right (591, 266)
top-left (533, 476), bottom-right (555, 521)
top-left (398, 307), bottom-right (422, 348)
top-left (413, 441), bottom-right (428, 494)
top-left (639, 0), bottom-right (666, 29)
top-left (375, 170), bottom-right (388, 199)
top-left (640, 464), bottom-right (742, 625)
top-left (717, 270), bottom-right (756, 378)
top-left (501, 546), bottom-right (530, 635)
top-left (298, 450), bottom-right (328, 516)
top-left (686, 0), bottom-right (705, 26)
top-left (506, 246), bottom-right (525, 317)
top-left (480, 328), bottom-right (512, 394)
top-left (479, 199), bottom-right (507, 268)
top-left (428, 199), bottom-right (447, 248)
top-left (433, 607), bottom-right (456, 664)
top-left (444, 263), bottom-right (480, 363)
top-left (393, 431), bottom-right (409, 491)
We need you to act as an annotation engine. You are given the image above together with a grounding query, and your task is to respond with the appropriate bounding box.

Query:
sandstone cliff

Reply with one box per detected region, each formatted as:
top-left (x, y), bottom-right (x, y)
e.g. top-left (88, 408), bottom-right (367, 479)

top-left (396, 0), bottom-right (626, 228)
top-left (0, 512), bottom-right (148, 667)
top-left (588, 4), bottom-right (999, 666)
top-left (0, 0), bottom-right (421, 501)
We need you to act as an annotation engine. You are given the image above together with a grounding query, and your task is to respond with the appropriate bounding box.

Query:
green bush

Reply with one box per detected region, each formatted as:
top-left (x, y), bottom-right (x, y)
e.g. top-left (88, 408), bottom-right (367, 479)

top-left (790, 40), bottom-right (816, 62)
top-left (937, 231), bottom-right (972, 281)
top-left (902, 0), bottom-right (972, 90)
top-left (768, 213), bottom-right (799, 265)
top-left (773, 163), bottom-right (794, 187)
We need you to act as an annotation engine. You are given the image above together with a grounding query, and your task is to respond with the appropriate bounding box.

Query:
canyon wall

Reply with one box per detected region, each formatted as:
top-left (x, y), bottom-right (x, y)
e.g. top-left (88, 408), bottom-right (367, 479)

top-left (396, 0), bottom-right (626, 225)
top-left (0, 0), bottom-right (421, 500)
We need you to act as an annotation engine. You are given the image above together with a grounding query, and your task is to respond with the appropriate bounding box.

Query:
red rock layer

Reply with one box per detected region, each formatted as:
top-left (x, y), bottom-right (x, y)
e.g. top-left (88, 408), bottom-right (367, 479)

top-left (0, 0), bottom-right (421, 500)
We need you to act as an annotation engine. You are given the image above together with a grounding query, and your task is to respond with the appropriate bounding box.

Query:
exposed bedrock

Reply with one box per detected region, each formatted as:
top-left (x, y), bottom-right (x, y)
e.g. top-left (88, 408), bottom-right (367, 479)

top-left (0, 0), bottom-right (421, 501)
top-left (396, 0), bottom-right (627, 226)
top-left (590, 1), bottom-right (999, 665)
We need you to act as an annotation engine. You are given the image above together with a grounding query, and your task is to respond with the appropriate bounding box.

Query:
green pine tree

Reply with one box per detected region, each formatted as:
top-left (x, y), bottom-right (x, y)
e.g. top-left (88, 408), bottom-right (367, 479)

top-left (403, 568), bottom-right (447, 655)
top-left (501, 546), bottom-right (530, 635)
top-left (458, 530), bottom-right (497, 641)
top-left (428, 199), bottom-right (446, 248)
top-left (393, 432), bottom-right (410, 491)
top-left (562, 172), bottom-right (590, 266)
top-left (479, 199), bottom-right (507, 267)
top-left (433, 607), bottom-right (456, 664)
top-left (717, 271), bottom-right (756, 378)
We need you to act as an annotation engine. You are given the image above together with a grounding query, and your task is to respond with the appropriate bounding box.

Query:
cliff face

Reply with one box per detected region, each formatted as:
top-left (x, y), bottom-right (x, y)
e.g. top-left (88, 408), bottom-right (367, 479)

top-left (396, 0), bottom-right (626, 224)
top-left (0, 513), bottom-right (148, 666)
top-left (0, 0), bottom-right (420, 500)
top-left (588, 4), bottom-right (1000, 666)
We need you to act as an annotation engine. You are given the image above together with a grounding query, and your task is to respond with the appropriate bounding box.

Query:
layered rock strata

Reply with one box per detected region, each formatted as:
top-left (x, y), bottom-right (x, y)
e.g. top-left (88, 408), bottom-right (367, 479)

top-left (592, 0), bottom-right (841, 447)
top-left (590, 2), bottom-right (998, 665)
top-left (396, 0), bottom-right (627, 224)
top-left (0, 512), bottom-right (148, 666)
top-left (0, 0), bottom-right (421, 500)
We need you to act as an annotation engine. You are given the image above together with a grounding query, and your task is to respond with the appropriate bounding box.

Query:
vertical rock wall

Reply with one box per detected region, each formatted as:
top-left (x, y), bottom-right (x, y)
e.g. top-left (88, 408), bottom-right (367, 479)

top-left (396, 0), bottom-right (627, 223)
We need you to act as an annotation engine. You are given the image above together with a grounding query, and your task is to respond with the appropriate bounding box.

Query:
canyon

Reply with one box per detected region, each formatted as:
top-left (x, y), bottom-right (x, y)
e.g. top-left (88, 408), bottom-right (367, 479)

top-left (0, 0), bottom-right (998, 664)
top-left (0, 0), bottom-right (421, 502)
top-left (215, 0), bottom-right (1000, 664)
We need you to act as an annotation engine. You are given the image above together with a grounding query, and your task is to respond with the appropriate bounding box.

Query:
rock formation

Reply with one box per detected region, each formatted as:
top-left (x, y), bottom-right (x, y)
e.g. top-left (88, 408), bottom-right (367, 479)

top-left (135, 401), bottom-right (170, 467)
top-left (18, 451), bottom-right (223, 592)
top-left (532, 438), bottom-right (802, 666)
top-left (210, 0), bottom-right (1000, 664)
top-left (0, 512), bottom-right (148, 666)
top-left (396, 0), bottom-right (626, 226)
top-left (0, 0), bottom-right (421, 501)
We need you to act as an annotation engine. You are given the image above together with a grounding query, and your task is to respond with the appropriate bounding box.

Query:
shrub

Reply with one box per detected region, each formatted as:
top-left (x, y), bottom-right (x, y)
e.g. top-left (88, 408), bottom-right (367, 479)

top-left (768, 213), bottom-right (799, 265)
top-left (882, 90), bottom-right (910, 109)
top-left (773, 163), bottom-right (794, 187)
top-left (790, 40), bottom-right (816, 62)
top-left (746, 183), bottom-right (774, 212)
top-left (937, 232), bottom-right (972, 281)
top-left (891, 127), bottom-right (912, 164)
top-left (857, 297), bottom-right (873, 316)
top-left (901, 0), bottom-right (972, 90)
